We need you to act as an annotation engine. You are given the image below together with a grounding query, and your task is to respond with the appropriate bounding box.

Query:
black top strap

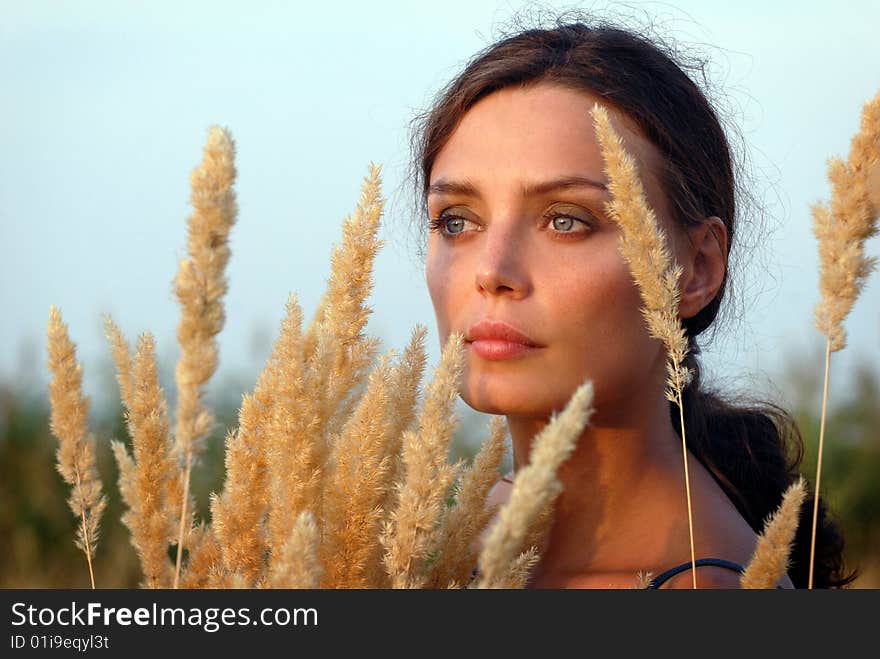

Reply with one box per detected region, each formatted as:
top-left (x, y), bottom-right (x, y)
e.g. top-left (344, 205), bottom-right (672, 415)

top-left (647, 558), bottom-right (745, 589)
top-left (471, 556), bottom-right (787, 588)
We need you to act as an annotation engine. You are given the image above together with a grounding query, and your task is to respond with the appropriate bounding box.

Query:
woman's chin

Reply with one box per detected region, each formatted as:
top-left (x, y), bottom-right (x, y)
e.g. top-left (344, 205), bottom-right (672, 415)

top-left (459, 384), bottom-right (561, 418)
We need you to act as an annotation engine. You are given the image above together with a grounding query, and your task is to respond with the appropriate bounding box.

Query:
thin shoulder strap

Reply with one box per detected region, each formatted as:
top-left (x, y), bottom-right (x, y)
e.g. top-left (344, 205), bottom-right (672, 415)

top-left (647, 558), bottom-right (745, 589)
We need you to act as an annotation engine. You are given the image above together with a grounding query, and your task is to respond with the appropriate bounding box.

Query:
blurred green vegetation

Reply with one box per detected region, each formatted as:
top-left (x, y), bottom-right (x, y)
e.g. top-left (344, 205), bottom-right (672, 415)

top-left (780, 352), bottom-right (880, 586)
top-left (1, 351), bottom-right (876, 588)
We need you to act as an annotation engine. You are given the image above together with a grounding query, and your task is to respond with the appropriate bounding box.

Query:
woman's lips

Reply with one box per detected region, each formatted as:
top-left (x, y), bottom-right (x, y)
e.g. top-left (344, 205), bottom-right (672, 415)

top-left (465, 319), bottom-right (544, 360)
top-left (468, 339), bottom-right (541, 360)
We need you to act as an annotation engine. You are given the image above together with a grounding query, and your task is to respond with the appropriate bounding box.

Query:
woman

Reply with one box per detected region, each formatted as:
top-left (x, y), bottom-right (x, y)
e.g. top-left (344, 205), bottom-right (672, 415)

top-left (410, 18), bottom-right (855, 588)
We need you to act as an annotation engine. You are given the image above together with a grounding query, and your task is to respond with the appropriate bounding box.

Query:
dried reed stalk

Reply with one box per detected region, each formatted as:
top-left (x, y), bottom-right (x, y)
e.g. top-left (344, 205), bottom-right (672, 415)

top-left (209, 395), bottom-right (273, 584)
top-left (177, 522), bottom-right (221, 589)
top-left (104, 315), bottom-right (219, 588)
top-left (868, 160), bottom-right (880, 210)
top-left (104, 315), bottom-right (135, 412)
top-left (426, 415), bottom-right (509, 588)
top-left (270, 511), bottom-right (322, 588)
top-left (364, 325), bottom-right (429, 587)
top-left (172, 125), bottom-right (238, 588)
top-left (105, 316), bottom-right (183, 587)
top-left (380, 332), bottom-right (468, 589)
top-left (320, 351), bottom-right (398, 587)
top-left (111, 332), bottom-right (178, 588)
top-left (633, 571), bottom-right (654, 589)
top-left (741, 477), bottom-right (807, 589)
top-left (103, 317), bottom-right (138, 519)
top-left (302, 163), bottom-right (384, 420)
top-left (261, 294), bottom-right (313, 586)
top-left (809, 88), bottom-right (880, 588)
top-left (591, 103), bottom-right (698, 588)
top-left (495, 547), bottom-right (541, 589)
top-left (474, 381), bottom-right (594, 589)
top-left (46, 306), bottom-right (107, 588)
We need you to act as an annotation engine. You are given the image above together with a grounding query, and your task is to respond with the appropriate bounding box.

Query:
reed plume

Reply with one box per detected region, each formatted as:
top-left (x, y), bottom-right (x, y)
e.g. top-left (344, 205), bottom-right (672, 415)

top-left (270, 511), bottom-right (322, 588)
top-left (360, 326), bottom-right (430, 588)
top-left (633, 571), bottom-right (654, 589)
top-left (809, 88), bottom-right (880, 588)
top-left (209, 397), bottom-right (272, 585)
top-left (177, 523), bottom-right (221, 589)
top-left (867, 160), bottom-right (880, 210)
top-left (105, 315), bottom-right (182, 586)
top-left (104, 315), bottom-right (135, 412)
top-left (261, 294), bottom-right (313, 585)
top-left (112, 332), bottom-right (178, 588)
top-left (302, 163), bottom-right (384, 420)
top-left (46, 306), bottom-right (107, 588)
top-left (495, 547), bottom-right (541, 589)
top-left (110, 439), bottom-right (135, 515)
top-left (171, 125), bottom-right (238, 588)
top-left (474, 381), bottom-right (594, 589)
top-left (741, 477), bottom-right (807, 589)
top-left (380, 332), bottom-right (468, 589)
top-left (591, 102), bottom-right (698, 588)
top-left (320, 351), bottom-right (398, 587)
top-left (426, 415), bottom-right (509, 588)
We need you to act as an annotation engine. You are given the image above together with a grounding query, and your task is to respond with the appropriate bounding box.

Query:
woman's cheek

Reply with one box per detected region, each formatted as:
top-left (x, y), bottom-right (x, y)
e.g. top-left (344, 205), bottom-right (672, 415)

top-left (425, 244), bottom-right (462, 344)
top-left (550, 266), bottom-right (654, 392)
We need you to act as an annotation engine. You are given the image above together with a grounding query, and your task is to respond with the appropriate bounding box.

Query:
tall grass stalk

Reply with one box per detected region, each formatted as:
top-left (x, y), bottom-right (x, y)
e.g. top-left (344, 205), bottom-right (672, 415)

top-left (172, 125), bottom-right (238, 588)
top-left (380, 332), bottom-right (468, 589)
top-left (809, 89), bottom-right (880, 588)
top-left (46, 306), bottom-right (107, 588)
top-left (591, 103), bottom-right (698, 588)
top-left (741, 478), bottom-right (807, 589)
top-left (474, 381), bottom-right (594, 589)
top-left (426, 415), bottom-right (508, 588)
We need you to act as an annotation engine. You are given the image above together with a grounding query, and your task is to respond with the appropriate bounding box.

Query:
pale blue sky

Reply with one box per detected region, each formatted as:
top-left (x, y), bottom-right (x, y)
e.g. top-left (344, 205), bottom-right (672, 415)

top-left (2, 0), bottom-right (878, 418)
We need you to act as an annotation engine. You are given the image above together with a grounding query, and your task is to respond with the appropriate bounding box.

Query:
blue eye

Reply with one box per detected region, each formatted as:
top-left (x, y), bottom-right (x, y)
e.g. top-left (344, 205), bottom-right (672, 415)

top-left (444, 217), bottom-right (466, 234)
top-left (544, 209), bottom-right (594, 236)
top-left (428, 212), bottom-right (473, 239)
top-left (551, 216), bottom-right (577, 232)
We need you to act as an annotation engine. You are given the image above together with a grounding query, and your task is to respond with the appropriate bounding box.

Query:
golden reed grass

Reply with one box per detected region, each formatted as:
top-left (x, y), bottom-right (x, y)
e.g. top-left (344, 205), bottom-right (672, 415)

top-left (172, 126), bottom-right (238, 588)
top-left (740, 478), bottom-right (807, 589)
top-left (591, 103), bottom-right (699, 588)
top-left (809, 89), bottom-right (880, 588)
top-left (46, 127), bottom-right (589, 589)
top-left (46, 307), bottom-right (107, 588)
top-left (473, 382), bottom-right (595, 589)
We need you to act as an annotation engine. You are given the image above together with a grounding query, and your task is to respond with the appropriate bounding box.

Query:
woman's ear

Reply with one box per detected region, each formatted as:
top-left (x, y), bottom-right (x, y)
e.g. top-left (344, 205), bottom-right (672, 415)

top-left (678, 216), bottom-right (728, 320)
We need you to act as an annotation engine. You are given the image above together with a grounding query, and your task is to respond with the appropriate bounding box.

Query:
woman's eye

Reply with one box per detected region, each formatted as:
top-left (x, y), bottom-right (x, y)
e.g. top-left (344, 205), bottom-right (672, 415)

top-left (545, 209), bottom-right (594, 236)
top-left (551, 216), bottom-right (577, 232)
top-left (428, 212), bottom-right (474, 238)
top-left (444, 217), bottom-right (467, 234)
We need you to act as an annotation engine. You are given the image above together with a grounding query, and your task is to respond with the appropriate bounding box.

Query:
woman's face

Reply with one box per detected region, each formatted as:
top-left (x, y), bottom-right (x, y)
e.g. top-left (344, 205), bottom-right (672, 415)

top-left (425, 82), bottom-right (688, 419)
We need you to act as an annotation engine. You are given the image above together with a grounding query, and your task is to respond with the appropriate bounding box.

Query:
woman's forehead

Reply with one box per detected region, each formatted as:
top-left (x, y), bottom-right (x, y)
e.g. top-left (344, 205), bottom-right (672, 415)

top-left (429, 82), bottom-right (664, 199)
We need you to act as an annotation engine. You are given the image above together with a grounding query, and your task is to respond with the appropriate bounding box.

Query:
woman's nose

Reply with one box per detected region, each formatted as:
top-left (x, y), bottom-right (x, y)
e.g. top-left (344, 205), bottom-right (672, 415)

top-left (474, 225), bottom-right (531, 298)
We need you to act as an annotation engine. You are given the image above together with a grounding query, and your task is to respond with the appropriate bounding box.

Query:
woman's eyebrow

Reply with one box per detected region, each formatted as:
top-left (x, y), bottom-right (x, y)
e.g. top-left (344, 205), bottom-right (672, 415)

top-left (522, 175), bottom-right (608, 195)
top-left (427, 178), bottom-right (480, 197)
top-left (427, 175), bottom-right (608, 198)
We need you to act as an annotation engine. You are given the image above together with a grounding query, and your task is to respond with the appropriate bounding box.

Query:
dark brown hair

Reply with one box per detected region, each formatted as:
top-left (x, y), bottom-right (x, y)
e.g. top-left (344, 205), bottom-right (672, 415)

top-left (408, 16), bottom-right (855, 588)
